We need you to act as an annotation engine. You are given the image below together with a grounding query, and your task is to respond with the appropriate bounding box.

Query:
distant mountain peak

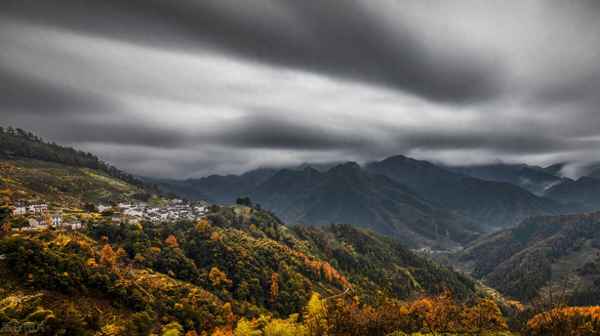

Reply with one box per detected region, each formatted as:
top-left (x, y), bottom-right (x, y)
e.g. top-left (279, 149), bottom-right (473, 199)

top-left (329, 161), bottom-right (361, 172)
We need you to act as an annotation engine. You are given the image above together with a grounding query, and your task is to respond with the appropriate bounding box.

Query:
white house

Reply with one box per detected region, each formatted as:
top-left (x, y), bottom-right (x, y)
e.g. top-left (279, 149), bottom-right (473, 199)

top-left (28, 204), bottom-right (48, 214)
top-left (63, 222), bottom-right (83, 230)
top-left (12, 206), bottom-right (27, 216)
top-left (97, 205), bottom-right (112, 212)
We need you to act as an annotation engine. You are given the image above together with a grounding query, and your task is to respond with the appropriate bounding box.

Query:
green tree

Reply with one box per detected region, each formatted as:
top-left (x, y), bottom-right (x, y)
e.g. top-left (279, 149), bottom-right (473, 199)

top-left (236, 197), bottom-right (252, 207)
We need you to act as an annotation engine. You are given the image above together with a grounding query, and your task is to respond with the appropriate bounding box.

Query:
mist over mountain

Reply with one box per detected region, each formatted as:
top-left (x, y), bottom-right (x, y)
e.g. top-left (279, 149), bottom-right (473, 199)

top-left (447, 163), bottom-right (568, 195)
top-left (545, 177), bottom-right (600, 211)
top-left (365, 156), bottom-right (566, 229)
top-left (150, 154), bottom-right (586, 246)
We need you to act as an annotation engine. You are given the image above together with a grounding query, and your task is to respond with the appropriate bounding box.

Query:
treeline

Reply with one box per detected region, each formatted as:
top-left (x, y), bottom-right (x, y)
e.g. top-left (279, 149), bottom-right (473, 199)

top-left (0, 126), bottom-right (150, 190)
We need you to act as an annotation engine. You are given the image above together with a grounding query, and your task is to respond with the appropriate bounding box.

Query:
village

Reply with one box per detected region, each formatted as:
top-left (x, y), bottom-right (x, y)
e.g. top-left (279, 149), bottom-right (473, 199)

top-left (8, 199), bottom-right (209, 232)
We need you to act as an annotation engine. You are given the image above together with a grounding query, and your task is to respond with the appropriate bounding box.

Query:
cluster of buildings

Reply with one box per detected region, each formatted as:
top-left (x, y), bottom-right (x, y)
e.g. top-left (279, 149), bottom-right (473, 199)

top-left (8, 199), bottom-right (209, 231)
top-left (105, 199), bottom-right (209, 224)
top-left (11, 202), bottom-right (82, 231)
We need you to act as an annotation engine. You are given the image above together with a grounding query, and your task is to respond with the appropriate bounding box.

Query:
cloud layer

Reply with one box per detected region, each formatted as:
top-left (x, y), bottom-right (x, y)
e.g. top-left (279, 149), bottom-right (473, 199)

top-left (2, 1), bottom-right (600, 177)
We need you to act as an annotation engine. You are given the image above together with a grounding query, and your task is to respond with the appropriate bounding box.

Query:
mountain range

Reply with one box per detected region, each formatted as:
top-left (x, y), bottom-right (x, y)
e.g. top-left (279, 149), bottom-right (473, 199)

top-left (154, 155), bottom-right (589, 246)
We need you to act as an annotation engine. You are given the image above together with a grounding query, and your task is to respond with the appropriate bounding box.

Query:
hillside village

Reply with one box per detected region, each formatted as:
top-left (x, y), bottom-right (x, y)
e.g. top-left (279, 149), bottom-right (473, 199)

top-left (7, 198), bottom-right (209, 232)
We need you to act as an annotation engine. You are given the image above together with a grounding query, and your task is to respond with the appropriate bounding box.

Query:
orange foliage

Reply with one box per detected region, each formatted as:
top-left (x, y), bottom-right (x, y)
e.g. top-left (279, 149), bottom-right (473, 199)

top-left (270, 272), bottom-right (279, 303)
top-left (211, 326), bottom-right (233, 336)
top-left (324, 290), bottom-right (509, 335)
top-left (210, 231), bottom-right (222, 241)
top-left (99, 244), bottom-right (116, 267)
top-left (1, 222), bottom-right (11, 235)
top-left (294, 251), bottom-right (351, 289)
top-left (165, 234), bottom-right (179, 248)
top-left (526, 306), bottom-right (600, 336)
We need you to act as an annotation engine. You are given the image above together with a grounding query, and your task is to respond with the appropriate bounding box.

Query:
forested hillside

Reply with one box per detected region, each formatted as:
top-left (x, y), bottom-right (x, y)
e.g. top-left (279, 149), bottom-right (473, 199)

top-left (0, 204), bottom-right (493, 335)
top-left (249, 162), bottom-right (482, 247)
top-left (457, 212), bottom-right (600, 305)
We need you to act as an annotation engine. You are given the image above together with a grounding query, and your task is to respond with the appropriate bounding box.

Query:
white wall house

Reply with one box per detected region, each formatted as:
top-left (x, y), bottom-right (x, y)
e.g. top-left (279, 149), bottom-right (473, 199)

top-left (28, 204), bottom-right (48, 214)
top-left (97, 205), bottom-right (112, 212)
top-left (12, 207), bottom-right (27, 216)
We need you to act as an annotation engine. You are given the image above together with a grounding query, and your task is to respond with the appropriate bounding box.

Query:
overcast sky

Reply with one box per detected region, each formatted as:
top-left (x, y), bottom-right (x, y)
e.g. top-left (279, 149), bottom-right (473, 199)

top-left (2, 1), bottom-right (600, 178)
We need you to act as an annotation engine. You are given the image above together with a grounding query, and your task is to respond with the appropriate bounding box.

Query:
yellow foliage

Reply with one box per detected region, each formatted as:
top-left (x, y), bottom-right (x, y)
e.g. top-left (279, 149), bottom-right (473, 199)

top-left (234, 318), bottom-right (261, 336)
top-left (209, 267), bottom-right (232, 288)
top-left (264, 314), bottom-right (308, 336)
top-left (98, 323), bottom-right (125, 336)
top-left (162, 321), bottom-right (184, 336)
top-left (304, 292), bottom-right (328, 336)
top-left (196, 218), bottom-right (211, 233)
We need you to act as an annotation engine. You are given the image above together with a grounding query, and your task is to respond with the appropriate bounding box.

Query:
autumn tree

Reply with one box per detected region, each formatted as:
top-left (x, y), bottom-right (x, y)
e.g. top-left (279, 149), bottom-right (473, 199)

top-left (462, 298), bottom-right (509, 333)
top-left (526, 306), bottom-right (600, 336)
top-left (196, 218), bottom-right (211, 233)
top-left (304, 292), bottom-right (328, 336)
top-left (209, 266), bottom-right (232, 289)
top-left (165, 234), bottom-right (179, 248)
top-left (162, 321), bottom-right (184, 336)
top-left (263, 314), bottom-right (307, 336)
top-left (210, 231), bottom-right (222, 241)
top-left (234, 318), bottom-right (261, 336)
top-left (270, 272), bottom-right (279, 303)
top-left (211, 327), bottom-right (234, 336)
top-left (100, 244), bottom-right (116, 268)
top-left (1, 222), bottom-right (11, 236)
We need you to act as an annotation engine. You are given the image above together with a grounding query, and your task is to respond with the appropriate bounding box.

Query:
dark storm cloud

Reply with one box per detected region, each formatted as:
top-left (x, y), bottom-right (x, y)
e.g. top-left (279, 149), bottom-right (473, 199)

top-left (221, 114), bottom-right (368, 150)
top-left (49, 121), bottom-right (190, 149)
top-left (399, 131), bottom-right (576, 156)
top-left (0, 67), bottom-right (110, 114)
top-left (0, 0), bottom-right (501, 103)
top-left (3, 1), bottom-right (600, 177)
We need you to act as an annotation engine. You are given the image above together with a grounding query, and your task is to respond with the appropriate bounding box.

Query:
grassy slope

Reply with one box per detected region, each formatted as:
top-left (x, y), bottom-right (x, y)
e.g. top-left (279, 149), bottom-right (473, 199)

top-left (0, 159), bottom-right (144, 206)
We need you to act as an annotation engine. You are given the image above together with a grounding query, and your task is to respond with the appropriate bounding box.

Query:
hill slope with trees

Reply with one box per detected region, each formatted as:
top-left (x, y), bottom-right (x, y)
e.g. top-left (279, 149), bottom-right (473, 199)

top-left (0, 126), bottom-right (158, 205)
top-left (0, 204), bottom-right (483, 335)
top-left (456, 212), bottom-right (600, 305)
